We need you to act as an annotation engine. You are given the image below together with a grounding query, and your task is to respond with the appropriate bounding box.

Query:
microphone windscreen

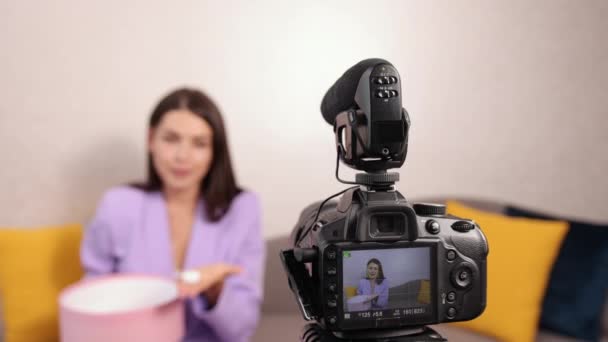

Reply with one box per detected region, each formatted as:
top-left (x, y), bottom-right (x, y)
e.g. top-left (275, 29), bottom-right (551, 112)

top-left (320, 58), bottom-right (390, 124)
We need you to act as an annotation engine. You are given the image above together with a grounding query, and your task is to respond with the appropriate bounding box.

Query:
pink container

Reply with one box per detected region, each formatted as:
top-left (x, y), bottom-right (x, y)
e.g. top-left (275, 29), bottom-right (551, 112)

top-left (59, 274), bottom-right (184, 342)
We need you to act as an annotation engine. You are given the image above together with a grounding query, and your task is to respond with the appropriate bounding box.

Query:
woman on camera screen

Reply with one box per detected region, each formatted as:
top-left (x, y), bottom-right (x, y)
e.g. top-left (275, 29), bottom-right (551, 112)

top-left (80, 88), bottom-right (264, 342)
top-left (356, 258), bottom-right (390, 309)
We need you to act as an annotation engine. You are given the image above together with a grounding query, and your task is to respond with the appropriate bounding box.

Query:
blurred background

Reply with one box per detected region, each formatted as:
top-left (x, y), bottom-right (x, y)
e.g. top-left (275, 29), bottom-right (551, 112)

top-left (1, 0), bottom-right (607, 236)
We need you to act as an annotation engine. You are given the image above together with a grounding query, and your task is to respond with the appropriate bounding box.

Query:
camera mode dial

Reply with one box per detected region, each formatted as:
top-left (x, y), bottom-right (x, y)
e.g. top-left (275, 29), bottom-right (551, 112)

top-left (413, 203), bottom-right (446, 216)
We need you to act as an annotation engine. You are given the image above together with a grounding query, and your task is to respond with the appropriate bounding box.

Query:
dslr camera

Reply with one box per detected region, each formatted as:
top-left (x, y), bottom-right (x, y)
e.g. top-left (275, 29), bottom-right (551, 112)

top-left (281, 59), bottom-right (488, 341)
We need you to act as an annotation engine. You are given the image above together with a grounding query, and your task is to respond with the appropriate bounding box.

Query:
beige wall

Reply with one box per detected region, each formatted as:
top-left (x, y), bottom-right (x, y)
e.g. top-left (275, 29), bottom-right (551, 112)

top-left (1, 0), bottom-right (607, 237)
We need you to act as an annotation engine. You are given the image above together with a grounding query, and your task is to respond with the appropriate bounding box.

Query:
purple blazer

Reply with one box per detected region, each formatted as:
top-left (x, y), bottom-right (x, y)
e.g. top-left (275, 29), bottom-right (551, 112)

top-left (80, 186), bottom-right (265, 342)
top-left (356, 278), bottom-right (390, 309)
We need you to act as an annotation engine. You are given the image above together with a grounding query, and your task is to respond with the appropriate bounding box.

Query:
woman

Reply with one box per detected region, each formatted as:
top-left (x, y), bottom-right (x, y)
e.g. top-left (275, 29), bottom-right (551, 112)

top-left (356, 258), bottom-right (389, 309)
top-left (80, 88), bottom-right (264, 342)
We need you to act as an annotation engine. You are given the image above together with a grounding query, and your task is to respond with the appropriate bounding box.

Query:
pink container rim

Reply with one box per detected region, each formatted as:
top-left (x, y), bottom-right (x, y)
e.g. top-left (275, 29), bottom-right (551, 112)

top-left (59, 274), bottom-right (182, 319)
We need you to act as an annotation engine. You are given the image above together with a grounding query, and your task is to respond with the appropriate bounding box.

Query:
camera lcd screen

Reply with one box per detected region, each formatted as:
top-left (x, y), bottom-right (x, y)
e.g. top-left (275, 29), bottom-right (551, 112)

top-left (341, 247), bottom-right (433, 323)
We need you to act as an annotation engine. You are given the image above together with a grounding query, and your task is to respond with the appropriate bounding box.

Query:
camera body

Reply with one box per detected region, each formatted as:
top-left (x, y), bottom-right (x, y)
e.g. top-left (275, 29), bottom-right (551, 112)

top-left (281, 59), bottom-right (488, 340)
top-left (284, 188), bottom-right (487, 335)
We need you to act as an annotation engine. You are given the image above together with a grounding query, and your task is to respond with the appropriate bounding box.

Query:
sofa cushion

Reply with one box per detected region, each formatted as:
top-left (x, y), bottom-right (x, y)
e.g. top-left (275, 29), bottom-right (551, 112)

top-left (253, 313), bottom-right (303, 342)
top-left (447, 200), bottom-right (568, 342)
top-left (0, 225), bottom-right (83, 342)
top-left (506, 205), bottom-right (608, 342)
top-left (432, 324), bottom-right (497, 342)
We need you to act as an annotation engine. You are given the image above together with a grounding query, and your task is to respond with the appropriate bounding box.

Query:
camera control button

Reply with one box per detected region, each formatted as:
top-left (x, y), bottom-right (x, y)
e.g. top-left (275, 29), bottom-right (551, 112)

top-left (328, 283), bottom-right (337, 292)
top-left (447, 307), bottom-right (457, 319)
top-left (447, 291), bottom-right (456, 303)
top-left (446, 250), bottom-right (457, 261)
top-left (328, 316), bottom-right (337, 325)
top-left (327, 299), bottom-right (337, 308)
top-left (426, 220), bottom-right (440, 234)
top-left (451, 264), bottom-right (474, 289)
top-left (327, 250), bottom-right (336, 260)
top-left (376, 91), bottom-right (385, 98)
top-left (452, 220), bottom-right (475, 232)
top-left (327, 267), bottom-right (337, 276)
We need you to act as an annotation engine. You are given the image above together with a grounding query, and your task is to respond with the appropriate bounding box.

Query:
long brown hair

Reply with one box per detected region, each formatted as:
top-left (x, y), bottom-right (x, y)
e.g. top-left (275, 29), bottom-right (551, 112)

top-left (132, 87), bottom-right (241, 222)
top-left (366, 258), bottom-right (386, 285)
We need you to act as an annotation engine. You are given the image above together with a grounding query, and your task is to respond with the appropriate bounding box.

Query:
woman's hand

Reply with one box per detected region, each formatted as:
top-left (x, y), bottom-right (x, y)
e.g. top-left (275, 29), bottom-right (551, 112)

top-left (177, 263), bottom-right (243, 307)
top-left (362, 294), bottom-right (379, 303)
